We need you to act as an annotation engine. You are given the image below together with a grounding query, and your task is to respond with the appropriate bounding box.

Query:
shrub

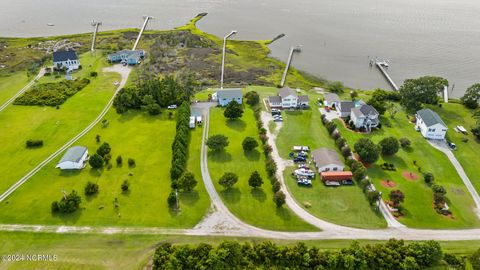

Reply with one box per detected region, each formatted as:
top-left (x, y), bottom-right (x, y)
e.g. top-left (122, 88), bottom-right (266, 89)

top-left (128, 158), bottom-right (136, 167)
top-left (116, 155), bottom-right (123, 165)
top-left (328, 81), bottom-right (344, 93)
top-left (399, 137), bottom-right (411, 148)
top-left (331, 131), bottom-right (341, 140)
top-left (354, 138), bottom-right (380, 163)
top-left (90, 71), bottom-right (98, 77)
top-left (245, 91), bottom-right (260, 106)
top-left (273, 191), bottom-right (286, 207)
top-left (96, 142), bottom-right (111, 157)
top-left (335, 137), bottom-right (346, 149)
top-left (272, 181), bottom-right (281, 193)
top-left (265, 158), bottom-right (277, 177)
top-left (89, 153), bottom-right (104, 169)
top-left (325, 121), bottom-right (337, 134)
top-left (26, 139), bottom-right (43, 148)
top-left (206, 134), bottom-right (229, 152)
top-left (121, 180), bottom-right (130, 192)
top-left (103, 153), bottom-right (112, 164)
top-left (432, 184), bottom-right (447, 195)
top-left (248, 171), bottom-right (264, 189)
top-left (263, 144), bottom-right (273, 156)
top-left (341, 146), bottom-right (352, 158)
top-left (389, 190), bottom-right (405, 208)
top-left (219, 172), bottom-right (238, 189)
top-left (95, 134), bottom-right (101, 143)
top-left (54, 190), bottom-right (81, 214)
top-left (242, 137), bottom-right (259, 151)
top-left (378, 137), bottom-right (400, 155)
top-left (366, 190), bottom-right (381, 205)
top-left (177, 172), bottom-right (197, 191)
top-left (51, 201), bottom-right (59, 213)
top-left (424, 172), bottom-right (435, 184)
top-left (84, 181), bottom-right (99, 196)
top-left (167, 192), bottom-right (177, 208)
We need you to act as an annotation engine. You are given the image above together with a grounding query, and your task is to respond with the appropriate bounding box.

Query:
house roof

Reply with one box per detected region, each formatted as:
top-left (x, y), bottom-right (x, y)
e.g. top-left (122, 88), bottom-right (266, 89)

top-left (311, 148), bottom-right (343, 168)
top-left (339, 101), bottom-right (356, 112)
top-left (278, 87), bottom-right (297, 98)
top-left (58, 146), bottom-right (88, 164)
top-left (321, 171), bottom-right (353, 181)
top-left (268, 96), bottom-right (282, 103)
top-left (298, 95), bottom-right (309, 103)
top-left (216, 89), bottom-right (243, 100)
top-left (53, 50), bottom-right (78, 62)
top-left (417, 108), bottom-right (447, 128)
top-left (324, 93), bottom-right (340, 103)
top-left (109, 49), bottom-right (142, 58)
top-left (352, 104), bottom-right (378, 117)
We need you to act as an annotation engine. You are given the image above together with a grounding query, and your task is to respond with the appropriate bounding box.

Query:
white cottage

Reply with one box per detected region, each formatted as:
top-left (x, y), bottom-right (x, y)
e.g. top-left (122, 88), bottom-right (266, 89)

top-left (415, 109), bottom-right (448, 140)
top-left (56, 146), bottom-right (89, 170)
top-left (268, 87), bottom-right (309, 109)
top-left (350, 104), bottom-right (379, 132)
top-left (311, 148), bottom-right (344, 172)
top-left (53, 50), bottom-right (80, 70)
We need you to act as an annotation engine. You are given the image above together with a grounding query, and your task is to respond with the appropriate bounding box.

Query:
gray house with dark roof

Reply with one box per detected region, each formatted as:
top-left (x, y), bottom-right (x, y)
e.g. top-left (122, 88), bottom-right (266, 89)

top-left (213, 88), bottom-right (243, 106)
top-left (324, 93), bottom-right (340, 108)
top-left (107, 49), bottom-right (145, 65)
top-left (350, 104), bottom-right (379, 132)
top-left (311, 148), bottom-right (344, 172)
top-left (53, 50), bottom-right (80, 70)
top-left (415, 108), bottom-right (448, 139)
top-left (337, 101), bottom-right (356, 118)
top-left (56, 146), bottom-right (89, 170)
top-left (268, 87), bottom-right (309, 109)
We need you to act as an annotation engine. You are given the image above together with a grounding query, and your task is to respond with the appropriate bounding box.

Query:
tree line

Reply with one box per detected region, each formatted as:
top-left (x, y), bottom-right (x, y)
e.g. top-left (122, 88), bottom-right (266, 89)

top-left (151, 239), bottom-right (470, 270)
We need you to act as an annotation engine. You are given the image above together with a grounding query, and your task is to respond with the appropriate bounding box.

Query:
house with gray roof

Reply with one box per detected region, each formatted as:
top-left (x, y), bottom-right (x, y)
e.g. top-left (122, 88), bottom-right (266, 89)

top-left (415, 108), bottom-right (448, 140)
top-left (53, 50), bottom-right (80, 70)
top-left (311, 148), bottom-right (344, 172)
top-left (268, 86), bottom-right (309, 109)
top-left (213, 88), bottom-right (243, 106)
top-left (107, 49), bottom-right (145, 65)
top-left (350, 104), bottom-right (379, 132)
top-left (337, 101), bottom-right (356, 118)
top-left (56, 146), bottom-right (89, 170)
top-left (324, 93), bottom-right (340, 108)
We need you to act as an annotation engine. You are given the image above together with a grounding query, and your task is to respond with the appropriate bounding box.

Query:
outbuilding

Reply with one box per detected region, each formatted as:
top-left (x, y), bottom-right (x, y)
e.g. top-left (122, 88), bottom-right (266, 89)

top-left (311, 148), bottom-right (344, 172)
top-left (415, 108), bottom-right (448, 140)
top-left (321, 171), bottom-right (353, 186)
top-left (56, 146), bottom-right (89, 170)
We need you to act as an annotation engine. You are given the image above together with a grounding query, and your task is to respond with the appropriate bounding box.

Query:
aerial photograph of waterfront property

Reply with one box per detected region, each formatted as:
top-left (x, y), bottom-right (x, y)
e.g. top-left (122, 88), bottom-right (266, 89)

top-left (2, 0), bottom-right (480, 269)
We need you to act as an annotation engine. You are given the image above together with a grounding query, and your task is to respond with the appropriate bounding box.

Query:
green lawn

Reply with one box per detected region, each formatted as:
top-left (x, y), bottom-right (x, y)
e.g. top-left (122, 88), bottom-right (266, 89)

top-left (0, 110), bottom-right (209, 227)
top-left (0, 72), bottom-right (30, 105)
top-left (336, 109), bottom-right (480, 228)
top-left (0, 231), bottom-right (479, 270)
top-left (207, 106), bottom-right (317, 231)
top-left (275, 98), bottom-right (386, 229)
top-left (0, 53), bottom-right (118, 194)
top-left (429, 103), bottom-right (480, 195)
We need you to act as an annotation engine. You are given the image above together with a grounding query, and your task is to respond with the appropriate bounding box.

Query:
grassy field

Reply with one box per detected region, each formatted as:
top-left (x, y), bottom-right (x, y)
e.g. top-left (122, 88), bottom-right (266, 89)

top-left (0, 109), bottom-right (209, 227)
top-left (0, 53), bottom-right (118, 194)
top-left (336, 109), bottom-right (480, 228)
top-left (0, 72), bottom-right (30, 105)
top-left (207, 106), bottom-right (317, 231)
top-left (274, 95), bottom-right (386, 228)
top-left (0, 231), bottom-right (479, 270)
top-left (430, 103), bottom-right (480, 194)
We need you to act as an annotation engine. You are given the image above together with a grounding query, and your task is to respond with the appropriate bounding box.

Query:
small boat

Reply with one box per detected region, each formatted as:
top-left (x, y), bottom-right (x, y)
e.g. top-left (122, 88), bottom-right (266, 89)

top-left (47, 23), bottom-right (55, 27)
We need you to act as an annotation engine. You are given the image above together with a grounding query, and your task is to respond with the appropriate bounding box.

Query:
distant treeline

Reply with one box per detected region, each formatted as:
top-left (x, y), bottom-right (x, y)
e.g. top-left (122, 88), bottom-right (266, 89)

top-left (152, 239), bottom-right (469, 270)
top-left (14, 78), bottom-right (90, 106)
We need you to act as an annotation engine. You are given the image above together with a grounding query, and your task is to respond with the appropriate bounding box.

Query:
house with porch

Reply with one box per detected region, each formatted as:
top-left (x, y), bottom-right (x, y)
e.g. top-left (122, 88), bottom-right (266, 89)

top-left (415, 108), bottom-right (448, 140)
top-left (267, 87), bottom-right (309, 109)
top-left (107, 50), bottom-right (145, 65)
top-left (212, 88), bottom-right (243, 106)
top-left (350, 104), bottom-right (379, 132)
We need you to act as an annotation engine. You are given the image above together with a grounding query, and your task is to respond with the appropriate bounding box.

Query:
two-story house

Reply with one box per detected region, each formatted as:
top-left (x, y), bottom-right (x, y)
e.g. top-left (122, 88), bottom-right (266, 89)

top-left (415, 108), bottom-right (448, 140)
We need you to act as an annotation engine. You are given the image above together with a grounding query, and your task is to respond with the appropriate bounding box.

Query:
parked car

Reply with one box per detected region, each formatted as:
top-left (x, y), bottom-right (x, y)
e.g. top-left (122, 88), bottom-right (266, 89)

top-left (167, 104), bottom-right (177, 109)
top-left (293, 156), bottom-right (307, 163)
top-left (297, 178), bottom-right (312, 187)
top-left (273, 116), bottom-right (283, 122)
top-left (447, 141), bottom-right (457, 150)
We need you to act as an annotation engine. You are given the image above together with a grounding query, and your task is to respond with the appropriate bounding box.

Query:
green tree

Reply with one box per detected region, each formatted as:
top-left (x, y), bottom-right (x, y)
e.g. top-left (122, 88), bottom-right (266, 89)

top-left (121, 180), bottom-right (130, 192)
top-left (96, 142), bottom-right (111, 157)
top-left (389, 189), bottom-right (405, 208)
top-left (470, 247), bottom-right (480, 270)
top-left (177, 172), bottom-right (198, 191)
top-left (399, 76), bottom-right (448, 112)
top-left (84, 181), bottom-right (99, 196)
top-left (366, 190), bottom-right (381, 205)
top-left (141, 94), bottom-right (161, 115)
top-left (245, 91), bottom-right (260, 106)
top-left (242, 137), bottom-right (259, 151)
top-left (461, 83), bottom-right (480, 109)
top-left (354, 138), bottom-right (380, 163)
top-left (367, 97), bottom-right (387, 115)
top-left (328, 81), bottom-right (344, 93)
top-left (55, 190), bottom-right (82, 213)
top-left (219, 172), bottom-right (238, 189)
top-left (167, 191), bottom-right (177, 208)
top-left (378, 136), bottom-right (400, 155)
top-left (206, 134), bottom-right (229, 152)
top-left (399, 138), bottom-right (411, 148)
top-left (248, 171), bottom-right (264, 189)
top-left (224, 100), bottom-right (244, 119)
top-left (424, 172), bottom-right (435, 184)
top-left (116, 155), bottom-right (123, 165)
top-left (273, 191), bottom-right (286, 207)
top-left (89, 153), bottom-right (104, 169)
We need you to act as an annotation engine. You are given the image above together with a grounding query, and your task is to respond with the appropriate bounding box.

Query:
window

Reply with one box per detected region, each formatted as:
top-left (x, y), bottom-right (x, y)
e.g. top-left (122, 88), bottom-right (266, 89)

top-left (333, 167), bottom-right (338, 171)
top-left (325, 168), bottom-right (330, 171)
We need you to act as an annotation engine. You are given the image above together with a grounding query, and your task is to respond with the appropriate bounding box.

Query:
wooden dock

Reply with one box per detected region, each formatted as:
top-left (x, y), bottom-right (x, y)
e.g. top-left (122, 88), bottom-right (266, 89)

top-left (375, 61), bottom-right (399, 91)
top-left (280, 46), bottom-right (301, 87)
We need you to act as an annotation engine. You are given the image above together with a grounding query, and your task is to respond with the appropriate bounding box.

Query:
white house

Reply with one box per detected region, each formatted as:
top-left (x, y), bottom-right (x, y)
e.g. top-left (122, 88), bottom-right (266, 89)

top-left (56, 146), bottom-right (89, 170)
top-left (415, 108), bottom-right (448, 140)
top-left (324, 93), bottom-right (340, 108)
top-left (311, 148), bottom-right (344, 172)
top-left (212, 88), bottom-right (243, 106)
top-left (53, 50), bottom-right (80, 70)
top-left (350, 104), bottom-right (379, 132)
top-left (268, 87), bottom-right (309, 109)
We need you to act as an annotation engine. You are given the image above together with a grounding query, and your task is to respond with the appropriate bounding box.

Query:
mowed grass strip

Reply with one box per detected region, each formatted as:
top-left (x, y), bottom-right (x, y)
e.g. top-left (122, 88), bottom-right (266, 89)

top-left (276, 100), bottom-right (386, 229)
top-left (336, 109), bottom-right (480, 228)
top-left (0, 72), bottom-right (30, 105)
top-left (0, 53), bottom-right (118, 193)
top-left (208, 106), bottom-right (318, 232)
top-left (0, 110), bottom-right (210, 227)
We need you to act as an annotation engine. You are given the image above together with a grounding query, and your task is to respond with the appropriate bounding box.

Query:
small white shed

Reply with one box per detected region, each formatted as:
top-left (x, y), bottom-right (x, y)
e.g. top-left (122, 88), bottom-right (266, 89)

top-left (56, 146), bottom-right (89, 170)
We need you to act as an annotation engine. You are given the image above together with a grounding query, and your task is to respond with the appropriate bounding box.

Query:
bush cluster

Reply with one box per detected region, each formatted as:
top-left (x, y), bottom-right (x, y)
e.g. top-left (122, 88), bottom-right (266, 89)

top-left (14, 78), bottom-right (90, 106)
top-left (153, 239), bottom-right (444, 270)
top-left (26, 139), bottom-right (43, 148)
top-left (51, 190), bottom-right (81, 214)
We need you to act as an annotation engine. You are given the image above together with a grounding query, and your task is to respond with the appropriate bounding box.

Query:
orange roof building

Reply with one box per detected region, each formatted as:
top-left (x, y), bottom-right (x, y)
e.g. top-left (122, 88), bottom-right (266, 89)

top-left (320, 171), bottom-right (353, 182)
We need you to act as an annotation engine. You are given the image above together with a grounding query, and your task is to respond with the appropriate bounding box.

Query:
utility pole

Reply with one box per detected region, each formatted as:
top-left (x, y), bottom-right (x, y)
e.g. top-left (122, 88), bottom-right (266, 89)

top-left (132, 15), bottom-right (154, 50)
top-left (91, 20), bottom-right (102, 52)
top-left (220, 30), bottom-right (237, 89)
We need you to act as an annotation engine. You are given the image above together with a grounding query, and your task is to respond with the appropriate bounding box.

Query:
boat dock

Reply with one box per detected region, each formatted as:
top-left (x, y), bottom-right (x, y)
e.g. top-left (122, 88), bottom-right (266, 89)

top-left (132, 15), bottom-right (154, 50)
top-left (374, 60), bottom-right (399, 91)
top-left (280, 46), bottom-right (302, 87)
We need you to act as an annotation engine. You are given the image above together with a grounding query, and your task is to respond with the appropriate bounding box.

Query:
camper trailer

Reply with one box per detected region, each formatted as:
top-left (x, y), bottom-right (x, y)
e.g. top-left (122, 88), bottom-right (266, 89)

top-left (189, 116), bottom-right (196, 128)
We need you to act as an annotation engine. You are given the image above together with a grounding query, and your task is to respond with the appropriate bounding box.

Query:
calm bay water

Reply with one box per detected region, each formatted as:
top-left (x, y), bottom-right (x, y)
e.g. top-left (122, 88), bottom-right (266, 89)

top-left (1, 0), bottom-right (479, 97)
